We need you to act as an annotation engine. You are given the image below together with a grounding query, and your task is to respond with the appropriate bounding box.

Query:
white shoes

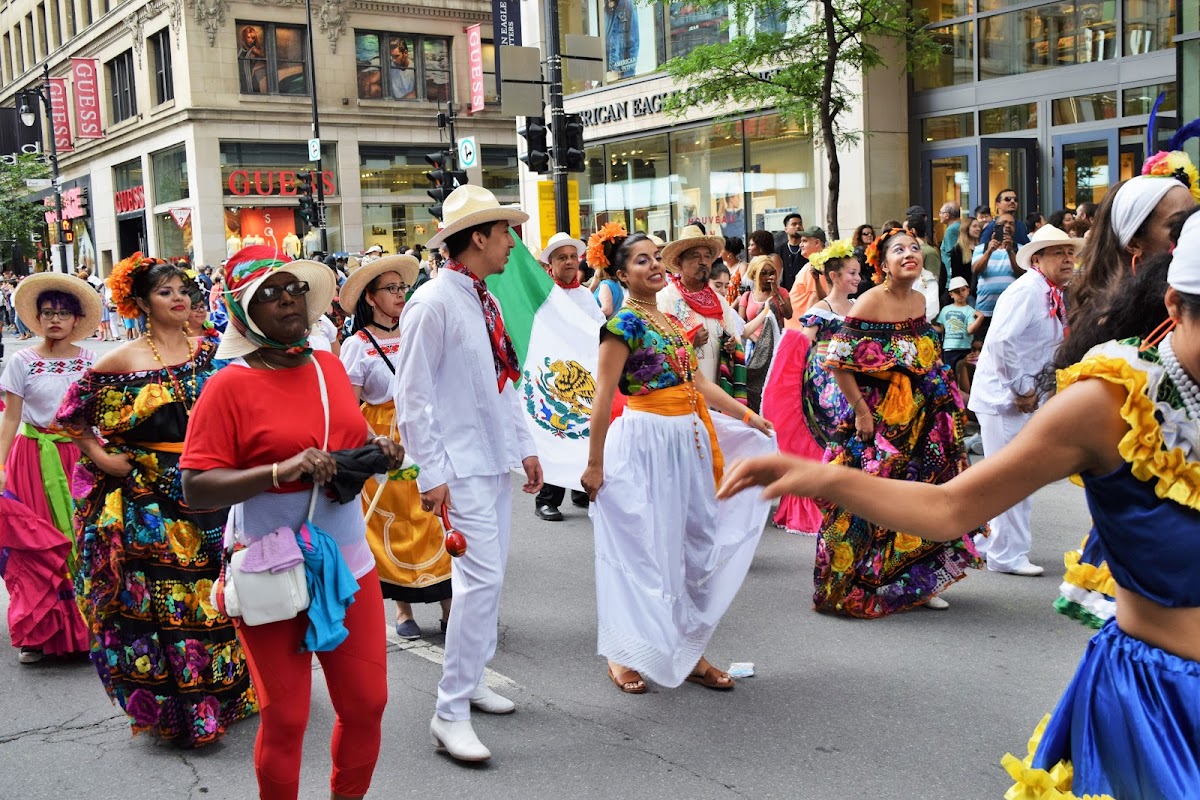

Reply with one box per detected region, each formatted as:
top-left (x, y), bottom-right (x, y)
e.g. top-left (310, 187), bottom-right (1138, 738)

top-left (990, 562), bottom-right (1045, 577)
top-left (430, 715), bottom-right (491, 762)
top-left (923, 596), bottom-right (950, 610)
top-left (470, 684), bottom-right (516, 715)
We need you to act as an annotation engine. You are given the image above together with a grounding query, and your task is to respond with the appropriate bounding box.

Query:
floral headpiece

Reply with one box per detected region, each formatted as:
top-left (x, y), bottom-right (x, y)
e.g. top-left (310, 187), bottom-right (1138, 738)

top-left (1144, 99), bottom-right (1200, 202)
top-left (586, 222), bottom-right (629, 270)
top-left (807, 238), bottom-right (854, 273)
top-left (107, 252), bottom-right (165, 319)
top-left (863, 226), bottom-right (905, 282)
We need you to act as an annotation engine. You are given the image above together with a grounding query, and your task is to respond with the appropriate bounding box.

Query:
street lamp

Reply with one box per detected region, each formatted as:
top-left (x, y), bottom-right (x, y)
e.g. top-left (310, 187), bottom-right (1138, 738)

top-left (17, 62), bottom-right (66, 274)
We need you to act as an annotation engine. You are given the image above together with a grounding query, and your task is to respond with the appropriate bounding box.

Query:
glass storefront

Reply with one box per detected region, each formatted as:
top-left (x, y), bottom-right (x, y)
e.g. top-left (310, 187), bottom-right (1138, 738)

top-left (154, 211), bottom-right (192, 261)
top-left (151, 144), bottom-right (191, 262)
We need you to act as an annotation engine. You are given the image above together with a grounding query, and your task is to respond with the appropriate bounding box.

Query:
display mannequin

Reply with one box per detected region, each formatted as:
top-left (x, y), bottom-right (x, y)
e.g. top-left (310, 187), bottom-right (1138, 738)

top-left (282, 232), bottom-right (301, 259)
top-left (303, 229), bottom-right (321, 257)
top-left (226, 235), bottom-right (243, 258)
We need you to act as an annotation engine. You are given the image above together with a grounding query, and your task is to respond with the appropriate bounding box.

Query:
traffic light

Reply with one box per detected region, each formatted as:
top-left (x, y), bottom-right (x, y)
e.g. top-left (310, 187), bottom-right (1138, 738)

top-left (425, 151), bottom-right (451, 220)
top-left (297, 171), bottom-right (316, 225)
top-left (61, 219), bottom-right (74, 244)
top-left (563, 113), bottom-right (586, 173)
top-left (518, 116), bottom-right (550, 174)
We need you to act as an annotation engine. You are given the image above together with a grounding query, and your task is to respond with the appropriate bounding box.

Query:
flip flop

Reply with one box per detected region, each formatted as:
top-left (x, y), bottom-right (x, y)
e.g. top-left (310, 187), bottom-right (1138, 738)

top-left (686, 665), bottom-right (735, 691)
top-left (608, 665), bottom-right (647, 694)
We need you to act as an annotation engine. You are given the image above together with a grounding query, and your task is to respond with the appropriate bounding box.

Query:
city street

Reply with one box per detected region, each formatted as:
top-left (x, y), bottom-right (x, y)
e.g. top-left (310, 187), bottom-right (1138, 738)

top-left (0, 337), bottom-right (1096, 799)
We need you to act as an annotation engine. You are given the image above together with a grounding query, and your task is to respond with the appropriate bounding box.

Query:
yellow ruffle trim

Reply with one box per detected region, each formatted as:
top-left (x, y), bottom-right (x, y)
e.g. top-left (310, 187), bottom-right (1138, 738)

top-left (1057, 354), bottom-right (1200, 513)
top-left (1062, 549), bottom-right (1116, 597)
top-left (1002, 715), bottom-right (1116, 800)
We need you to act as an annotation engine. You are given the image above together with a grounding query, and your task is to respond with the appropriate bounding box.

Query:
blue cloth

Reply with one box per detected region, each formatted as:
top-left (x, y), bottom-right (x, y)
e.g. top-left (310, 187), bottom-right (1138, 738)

top-left (595, 279), bottom-right (625, 314)
top-left (298, 522), bottom-right (359, 652)
top-left (970, 243), bottom-right (1018, 316)
top-left (935, 303), bottom-right (976, 350)
top-left (1032, 620), bottom-right (1200, 799)
top-left (1083, 462), bottom-right (1200, 607)
top-left (939, 220), bottom-right (961, 273)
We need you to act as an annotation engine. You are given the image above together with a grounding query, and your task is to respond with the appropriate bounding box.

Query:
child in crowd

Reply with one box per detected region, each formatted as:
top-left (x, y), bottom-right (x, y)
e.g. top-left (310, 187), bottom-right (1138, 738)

top-left (933, 276), bottom-right (982, 371)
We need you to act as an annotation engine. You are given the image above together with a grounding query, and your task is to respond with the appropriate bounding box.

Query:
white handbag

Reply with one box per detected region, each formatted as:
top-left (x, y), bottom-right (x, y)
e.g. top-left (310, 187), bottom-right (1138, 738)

top-left (211, 357), bottom-right (328, 626)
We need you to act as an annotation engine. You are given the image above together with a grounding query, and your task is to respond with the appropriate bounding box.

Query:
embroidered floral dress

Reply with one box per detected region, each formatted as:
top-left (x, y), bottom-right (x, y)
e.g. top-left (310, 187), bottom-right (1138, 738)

top-left (55, 339), bottom-right (256, 747)
top-left (815, 316), bottom-right (984, 618)
top-left (799, 306), bottom-right (851, 447)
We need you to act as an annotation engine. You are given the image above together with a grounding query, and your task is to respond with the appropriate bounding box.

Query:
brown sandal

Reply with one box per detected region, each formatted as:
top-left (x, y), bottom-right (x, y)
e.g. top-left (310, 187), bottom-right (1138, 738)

top-left (608, 665), bottom-right (647, 694)
top-left (686, 665), bottom-right (735, 691)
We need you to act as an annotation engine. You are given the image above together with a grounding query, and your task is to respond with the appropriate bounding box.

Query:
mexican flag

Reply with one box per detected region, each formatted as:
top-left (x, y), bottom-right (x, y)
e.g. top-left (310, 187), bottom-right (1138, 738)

top-left (487, 234), bottom-right (600, 492)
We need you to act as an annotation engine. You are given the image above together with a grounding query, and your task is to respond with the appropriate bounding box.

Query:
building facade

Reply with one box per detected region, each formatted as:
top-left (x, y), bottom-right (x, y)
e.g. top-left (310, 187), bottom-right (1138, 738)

top-left (1, 0), bottom-right (518, 273)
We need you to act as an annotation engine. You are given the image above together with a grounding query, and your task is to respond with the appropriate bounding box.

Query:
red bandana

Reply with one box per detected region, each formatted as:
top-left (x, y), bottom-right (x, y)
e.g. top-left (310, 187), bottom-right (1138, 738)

top-left (669, 274), bottom-right (723, 320)
top-left (1033, 268), bottom-right (1069, 334)
top-left (445, 259), bottom-right (521, 391)
top-left (554, 275), bottom-right (582, 290)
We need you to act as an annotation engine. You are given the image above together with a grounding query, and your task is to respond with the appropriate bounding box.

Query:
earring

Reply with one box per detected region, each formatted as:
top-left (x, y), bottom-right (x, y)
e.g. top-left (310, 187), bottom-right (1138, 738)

top-left (145, 318), bottom-right (153, 337)
top-left (1130, 253), bottom-right (1140, 275)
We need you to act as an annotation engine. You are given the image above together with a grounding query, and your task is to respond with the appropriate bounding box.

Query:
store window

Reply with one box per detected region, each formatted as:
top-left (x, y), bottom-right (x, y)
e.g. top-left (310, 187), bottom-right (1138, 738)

top-left (107, 49), bottom-right (137, 123)
top-left (360, 145), bottom-right (442, 198)
top-left (1052, 91), bottom-right (1117, 125)
top-left (354, 32), bottom-right (451, 101)
top-left (746, 114), bottom-right (815, 236)
top-left (913, 0), bottom-right (972, 24)
top-left (481, 146), bottom-right (519, 196)
top-left (482, 40), bottom-right (499, 104)
top-left (604, 134), bottom-right (670, 237)
top-left (980, 103), bottom-right (1038, 134)
top-left (154, 212), bottom-right (191, 261)
top-left (980, 1), bottom-right (1116, 81)
top-left (921, 113), bottom-right (975, 142)
top-left (1124, 0), bottom-right (1175, 55)
top-left (671, 120), bottom-right (745, 238)
top-left (666, 2), bottom-right (729, 59)
top-left (149, 27), bottom-right (173, 105)
top-left (151, 144), bottom-right (189, 204)
top-left (913, 22), bottom-right (973, 90)
top-left (576, 145), bottom-right (607, 239)
top-left (1122, 82), bottom-right (1176, 116)
top-left (236, 22), bottom-right (308, 95)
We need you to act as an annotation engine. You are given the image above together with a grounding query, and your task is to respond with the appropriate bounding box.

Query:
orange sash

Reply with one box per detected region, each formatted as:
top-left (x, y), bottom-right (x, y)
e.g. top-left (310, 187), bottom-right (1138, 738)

top-left (626, 383), bottom-right (724, 488)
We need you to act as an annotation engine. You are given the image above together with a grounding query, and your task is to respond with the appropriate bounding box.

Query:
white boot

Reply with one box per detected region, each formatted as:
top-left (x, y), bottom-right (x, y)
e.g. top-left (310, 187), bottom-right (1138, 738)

top-left (430, 715), bottom-right (491, 762)
top-left (470, 684), bottom-right (516, 715)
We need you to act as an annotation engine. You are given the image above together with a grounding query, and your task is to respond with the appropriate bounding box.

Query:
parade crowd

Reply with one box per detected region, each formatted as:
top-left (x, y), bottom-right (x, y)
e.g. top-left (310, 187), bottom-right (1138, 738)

top-left (0, 126), bottom-right (1198, 799)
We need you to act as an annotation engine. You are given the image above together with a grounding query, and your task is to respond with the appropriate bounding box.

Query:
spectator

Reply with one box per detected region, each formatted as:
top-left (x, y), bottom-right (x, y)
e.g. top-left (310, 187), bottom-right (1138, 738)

top-left (786, 226), bottom-right (828, 322)
top-left (1025, 212), bottom-right (1046, 233)
top-left (938, 202), bottom-right (961, 276)
top-left (720, 236), bottom-right (748, 304)
top-left (1074, 201), bottom-right (1096, 225)
top-left (933, 276), bottom-right (981, 371)
top-left (851, 223), bottom-right (877, 293)
top-left (949, 216), bottom-right (983, 291)
top-left (972, 205), bottom-right (993, 225)
top-left (979, 188), bottom-right (1031, 247)
top-left (905, 214), bottom-right (942, 285)
top-left (777, 213), bottom-right (806, 289)
top-left (747, 229), bottom-right (785, 294)
top-left (971, 212), bottom-right (1023, 334)
top-left (1047, 208), bottom-right (1075, 231)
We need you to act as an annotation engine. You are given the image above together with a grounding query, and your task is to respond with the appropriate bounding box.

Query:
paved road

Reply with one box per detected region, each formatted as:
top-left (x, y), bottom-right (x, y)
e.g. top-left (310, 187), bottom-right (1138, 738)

top-left (0, 335), bottom-right (1095, 799)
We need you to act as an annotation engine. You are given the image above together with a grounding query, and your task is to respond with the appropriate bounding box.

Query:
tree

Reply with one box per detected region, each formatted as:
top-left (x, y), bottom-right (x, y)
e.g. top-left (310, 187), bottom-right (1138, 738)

top-left (0, 152), bottom-right (51, 271)
top-left (660, 0), bottom-right (940, 238)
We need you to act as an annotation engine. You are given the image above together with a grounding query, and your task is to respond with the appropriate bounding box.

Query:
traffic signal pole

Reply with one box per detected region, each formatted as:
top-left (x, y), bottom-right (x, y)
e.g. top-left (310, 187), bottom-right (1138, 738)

top-left (544, 0), bottom-right (570, 233)
top-left (303, 0), bottom-right (327, 255)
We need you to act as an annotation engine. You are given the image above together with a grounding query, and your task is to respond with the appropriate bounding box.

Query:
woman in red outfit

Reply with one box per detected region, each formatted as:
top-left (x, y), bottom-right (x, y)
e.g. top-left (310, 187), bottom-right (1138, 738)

top-left (180, 247), bottom-right (402, 800)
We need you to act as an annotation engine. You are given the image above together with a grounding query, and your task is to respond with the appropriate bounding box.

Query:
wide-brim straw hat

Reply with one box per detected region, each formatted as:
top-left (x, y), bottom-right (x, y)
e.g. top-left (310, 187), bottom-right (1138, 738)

top-left (338, 254), bottom-right (420, 312)
top-left (1015, 224), bottom-right (1086, 271)
top-left (425, 185), bottom-right (529, 249)
top-left (539, 232), bottom-right (586, 264)
top-left (660, 225), bottom-right (725, 274)
top-left (13, 272), bottom-right (102, 339)
top-left (216, 255), bottom-right (337, 360)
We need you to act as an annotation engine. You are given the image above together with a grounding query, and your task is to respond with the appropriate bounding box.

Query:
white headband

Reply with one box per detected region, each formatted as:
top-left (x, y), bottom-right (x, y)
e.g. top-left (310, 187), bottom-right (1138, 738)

top-left (1110, 175), bottom-right (1185, 248)
top-left (1168, 213), bottom-right (1200, 294)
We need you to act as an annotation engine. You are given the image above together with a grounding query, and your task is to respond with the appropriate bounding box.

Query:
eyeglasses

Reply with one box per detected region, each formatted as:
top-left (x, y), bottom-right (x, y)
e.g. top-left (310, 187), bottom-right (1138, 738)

top-left (1000, 196), bottom-right (1018, 203)
top-left (253, 281), bottom-right (310, 303)
top-left (38, 309), bottom-right (76, 321)
top-left (372, 283), bottom-right (409, 296)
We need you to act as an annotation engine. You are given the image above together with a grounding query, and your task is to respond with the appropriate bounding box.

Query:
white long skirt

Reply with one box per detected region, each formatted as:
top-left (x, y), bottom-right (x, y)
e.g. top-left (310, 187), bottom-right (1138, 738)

top-left (591, 408), bottom-right (776, 687)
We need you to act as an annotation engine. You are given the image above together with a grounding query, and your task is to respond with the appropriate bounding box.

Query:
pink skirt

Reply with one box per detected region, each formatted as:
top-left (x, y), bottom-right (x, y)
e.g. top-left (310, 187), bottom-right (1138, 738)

top-left (760, 330), bottom-right (824, 535)
top-left (0, 434), bottom-right (89, 654)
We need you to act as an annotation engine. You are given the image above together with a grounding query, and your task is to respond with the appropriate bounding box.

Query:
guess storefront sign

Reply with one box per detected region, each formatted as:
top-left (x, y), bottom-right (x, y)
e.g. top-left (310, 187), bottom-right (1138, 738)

top-left (227, 170), bottom-right (337, 197)
top-left (115, 186), bottom-right (146, 214)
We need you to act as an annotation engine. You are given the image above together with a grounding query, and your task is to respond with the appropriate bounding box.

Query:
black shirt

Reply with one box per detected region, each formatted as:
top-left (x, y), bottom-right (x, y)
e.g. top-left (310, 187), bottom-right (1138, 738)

top-left (779, 242), bottom-right (806, 290)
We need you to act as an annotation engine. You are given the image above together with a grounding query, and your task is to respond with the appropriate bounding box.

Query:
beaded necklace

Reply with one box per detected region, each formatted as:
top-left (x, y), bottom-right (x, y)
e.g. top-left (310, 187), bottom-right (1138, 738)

top-left (1160, 332), bottom-right (1200, 421)
top-left (145, 333), bottom-right (200, 415)
top-left (626, 297), bottom-right (705, 458)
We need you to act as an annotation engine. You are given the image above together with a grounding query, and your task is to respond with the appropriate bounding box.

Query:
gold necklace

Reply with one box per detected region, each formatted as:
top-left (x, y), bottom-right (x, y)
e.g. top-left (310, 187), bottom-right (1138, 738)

top-left (628, 303), bottom-right (704, 458)
top-left (255, 352), bottom-right (279, 371)
top-left (145, 334), bottom-right (199, 415)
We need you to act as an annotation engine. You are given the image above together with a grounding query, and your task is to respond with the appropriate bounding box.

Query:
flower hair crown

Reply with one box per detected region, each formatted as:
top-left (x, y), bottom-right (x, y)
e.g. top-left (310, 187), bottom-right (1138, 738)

top-left (107, 252), bottom-right (165, 319)
top-left (1144, 98), bottom-right (1200, 202)
top-left (586, 222), bottom-right (629, 270)
top-left (808, 238), bottom-right (854, 273)
top-left (863, 226), bottom-right (906, 280)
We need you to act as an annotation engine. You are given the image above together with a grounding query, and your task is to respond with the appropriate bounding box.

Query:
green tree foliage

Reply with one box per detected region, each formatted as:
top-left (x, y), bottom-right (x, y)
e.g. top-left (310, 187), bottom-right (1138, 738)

top-left (660, 0), bottom-right (941, 237)
top-left (0, 153), bottom-right (51, 270)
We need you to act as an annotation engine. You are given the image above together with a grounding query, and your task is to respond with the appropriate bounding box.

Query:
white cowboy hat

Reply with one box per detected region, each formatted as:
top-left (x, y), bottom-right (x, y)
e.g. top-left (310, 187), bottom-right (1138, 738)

top-left (365, 244), bottom-right (384, 255)
top-left (947, 276), bottom-right (970, 292)
top-left (338, 254), bottom-right (420, 312)
top-left (660, 225), bottom-right (725, 274)
top-left (216, 256), bottom-right (337, 360)
top-left (13, 272), bottom-right (102, 340)
top-left (1016, 224), bottom-right (1086, 271)
top-left (539, 232), bottom-right (586, 264)
top-left (425, 185), bottom-right (529, 249)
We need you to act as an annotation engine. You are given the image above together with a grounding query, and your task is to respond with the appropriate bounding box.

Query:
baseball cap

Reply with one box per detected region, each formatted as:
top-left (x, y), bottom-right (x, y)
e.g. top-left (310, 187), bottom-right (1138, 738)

top-left (800, 226), bottom-right (827, 243)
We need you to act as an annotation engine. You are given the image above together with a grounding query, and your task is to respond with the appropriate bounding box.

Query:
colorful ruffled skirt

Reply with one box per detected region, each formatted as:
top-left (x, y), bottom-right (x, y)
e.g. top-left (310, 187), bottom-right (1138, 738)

top-left (1055, 531), bottom-right (1116, 629)
top-left (1004, 619), bottom-right (1199, 799)
top-left (760, 330), bottom-right (823, 535)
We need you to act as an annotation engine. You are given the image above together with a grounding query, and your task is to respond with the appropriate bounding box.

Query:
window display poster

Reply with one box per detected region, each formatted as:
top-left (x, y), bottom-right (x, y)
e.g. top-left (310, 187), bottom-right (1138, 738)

top-left (232, 208), bottom-right (297, 248)
top-left (668, 2), bottom-right (729, 60)
top-left (237, 24), bottom-right (268, 93)
top-left (604, 0), bottom-right (660, 80)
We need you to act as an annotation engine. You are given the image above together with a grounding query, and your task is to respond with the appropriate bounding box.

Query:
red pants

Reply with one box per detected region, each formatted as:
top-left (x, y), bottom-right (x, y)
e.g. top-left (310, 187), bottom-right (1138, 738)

top-left (236, 570), bottom-right (388, 800)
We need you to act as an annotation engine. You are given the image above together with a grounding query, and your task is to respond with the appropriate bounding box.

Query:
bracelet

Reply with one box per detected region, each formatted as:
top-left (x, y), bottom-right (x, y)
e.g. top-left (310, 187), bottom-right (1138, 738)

top-left (271, 462), bottom-right (280, 489)
top-left (742, 409), bottom-right (754, 424)
top-left (854, 396), bottom-right (868, 409)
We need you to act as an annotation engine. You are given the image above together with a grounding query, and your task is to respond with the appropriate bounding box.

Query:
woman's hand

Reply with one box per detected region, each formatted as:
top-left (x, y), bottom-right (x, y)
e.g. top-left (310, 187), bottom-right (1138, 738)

top-left (278, 448), bottom-right (338, 485)
top-left (692, 326), bottom-right (710, 349)
top-left (718, 455), bottom-right (823, 501)
top-left (371, 435), bottom-right (404, 470)
top-left (97, 452), bottom-right (133, 478)
top-left (581, 463), bottom-right (604, 501)
top-left (745, 411), bottom-right (774, 436)
top-left (854, 405), bottom-right (875, 441)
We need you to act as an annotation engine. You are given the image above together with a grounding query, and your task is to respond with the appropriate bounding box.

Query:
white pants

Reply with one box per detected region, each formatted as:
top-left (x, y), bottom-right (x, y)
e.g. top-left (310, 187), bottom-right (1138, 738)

top-left (436, 473), bottom-right (513, 721)
top-left (975, 408), bottom-right (1034, 570)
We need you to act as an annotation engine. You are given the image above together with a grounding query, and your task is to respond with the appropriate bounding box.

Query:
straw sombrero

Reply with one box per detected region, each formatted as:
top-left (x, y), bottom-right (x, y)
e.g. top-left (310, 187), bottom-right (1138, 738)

top-left (425, 185), bottom-right (529, 249)
top-left (13, 272), bottom-right (103, 339)
top-left (338, 254), bottom-right (420, 312)
top-left (660, 225), bottom-right (725, 274)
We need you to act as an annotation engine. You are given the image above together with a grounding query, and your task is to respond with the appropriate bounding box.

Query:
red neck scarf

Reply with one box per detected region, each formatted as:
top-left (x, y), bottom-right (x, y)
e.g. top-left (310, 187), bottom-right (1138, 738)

top-left (554, 275), bottom-right (581, 290)
top-left (445, 259), bottom-right (521, 391)
top-left (1033, 268), bottom-right (1069, 333)
top-left (669, 274), bottom-right (723, 320)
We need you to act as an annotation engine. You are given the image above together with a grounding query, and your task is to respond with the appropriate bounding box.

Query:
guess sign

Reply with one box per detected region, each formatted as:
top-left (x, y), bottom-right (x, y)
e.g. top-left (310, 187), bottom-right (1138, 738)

top-left (44, 186), bottom-right (88, 223)
top-left (227, 170), bottom-right (337, 197)
top-left (115, 186), bottom-right (146, 214)
top-left (71, 59), bottom-right (103, 139)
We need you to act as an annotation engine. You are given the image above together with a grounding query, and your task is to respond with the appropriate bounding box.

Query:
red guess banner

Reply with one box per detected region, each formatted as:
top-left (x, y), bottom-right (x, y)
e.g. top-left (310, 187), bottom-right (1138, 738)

top-left (71, 59), bottom-right (103, 139)
top-left (47, 77), bottom-right (72, 153)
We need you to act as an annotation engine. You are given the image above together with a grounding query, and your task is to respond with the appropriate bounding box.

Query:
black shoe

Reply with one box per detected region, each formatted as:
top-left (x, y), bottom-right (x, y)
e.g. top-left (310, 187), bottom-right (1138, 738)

top-left (570, 492), bottom-right (590, 509)
top-left (535, 504), bottom-right (564, 522)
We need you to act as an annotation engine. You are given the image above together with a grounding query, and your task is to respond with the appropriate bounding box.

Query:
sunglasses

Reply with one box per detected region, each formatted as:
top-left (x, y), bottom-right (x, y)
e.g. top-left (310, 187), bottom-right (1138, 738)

top-left (253, 280), bottom-right (310, 303)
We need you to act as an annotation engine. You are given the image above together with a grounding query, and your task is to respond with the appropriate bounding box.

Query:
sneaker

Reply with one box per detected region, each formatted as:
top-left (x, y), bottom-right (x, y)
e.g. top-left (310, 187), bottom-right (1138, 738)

top-left (990, 562), bottom-right (1045, 577)
top-left (963, 433), bottom-right (984, 455)
top-left (18, 647), bottom-right (43, 664)
top-left (922, 596), bottom-right (950, 610)
top-left (395, 619), bottom-right (422, 640)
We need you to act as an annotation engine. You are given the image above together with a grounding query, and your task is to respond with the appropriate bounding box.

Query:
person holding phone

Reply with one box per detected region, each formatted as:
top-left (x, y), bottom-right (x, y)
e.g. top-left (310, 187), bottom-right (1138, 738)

top-left (970, 212), bottom-right (1023, 339)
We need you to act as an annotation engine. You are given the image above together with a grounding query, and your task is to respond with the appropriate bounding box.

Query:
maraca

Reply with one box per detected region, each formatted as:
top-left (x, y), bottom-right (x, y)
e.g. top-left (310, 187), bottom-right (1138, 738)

top-left (440, 507), bottom-right (467, 558)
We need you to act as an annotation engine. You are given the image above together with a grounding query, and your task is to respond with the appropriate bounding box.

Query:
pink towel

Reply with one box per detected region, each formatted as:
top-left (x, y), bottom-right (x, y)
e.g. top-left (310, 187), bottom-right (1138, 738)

top-left (239, 527), bottom-right (304, 573)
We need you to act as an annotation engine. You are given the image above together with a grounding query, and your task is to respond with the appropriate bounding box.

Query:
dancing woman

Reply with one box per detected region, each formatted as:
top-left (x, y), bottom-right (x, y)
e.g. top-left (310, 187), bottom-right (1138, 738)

top-left (581, 227), bottom-right (775, 694)
top-left (720, 206), bottom-right (1200, 799)
top-left (799, 244), bottom-right (859, 447)
top-left (56, 255), bottom-right (256, 746)
top-left (0, 274), bottom-right (98, 663)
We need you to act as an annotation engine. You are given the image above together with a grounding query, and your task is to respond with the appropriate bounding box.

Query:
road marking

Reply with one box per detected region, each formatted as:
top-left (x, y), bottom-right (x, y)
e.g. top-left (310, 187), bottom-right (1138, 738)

top-left (387, 628), bottom-right (520, 691)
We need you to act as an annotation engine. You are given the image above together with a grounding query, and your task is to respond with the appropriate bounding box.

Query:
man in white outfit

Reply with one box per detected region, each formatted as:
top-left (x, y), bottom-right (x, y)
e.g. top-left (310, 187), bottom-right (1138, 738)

top-left (394, 185), bottom-right (544, 762)
top-left (968, 224), bottom-right (1079, 576)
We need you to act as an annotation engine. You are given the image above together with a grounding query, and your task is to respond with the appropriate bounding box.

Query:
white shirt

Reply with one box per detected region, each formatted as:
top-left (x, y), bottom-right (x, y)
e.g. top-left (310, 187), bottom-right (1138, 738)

top-left (916, 270), bottom-right (940, 321)
top-left (341, 329), bottom-right (399, 404)
top-left (0, 347), bottom-right (95, 427)
top-left (657, 280), bottom-right (742, 384)
top-left (563, 285), bottom-right (606, 324)
top-left (968, 269), bottom-right (1065, 414)
top-left (394, 268), bottom-right (537, 492)
top-left (308, 316), bottom-right (338, 353)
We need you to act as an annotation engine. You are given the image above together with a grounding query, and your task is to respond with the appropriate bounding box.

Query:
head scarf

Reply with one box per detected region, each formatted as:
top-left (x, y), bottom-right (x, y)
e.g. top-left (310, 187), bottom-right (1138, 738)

top-left (1110, 175), bottom-right (1186, 248)
top-left (1168, 213), bottom-right (1200, 295)
top-left (222, 245), bottom-right (311, 354)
